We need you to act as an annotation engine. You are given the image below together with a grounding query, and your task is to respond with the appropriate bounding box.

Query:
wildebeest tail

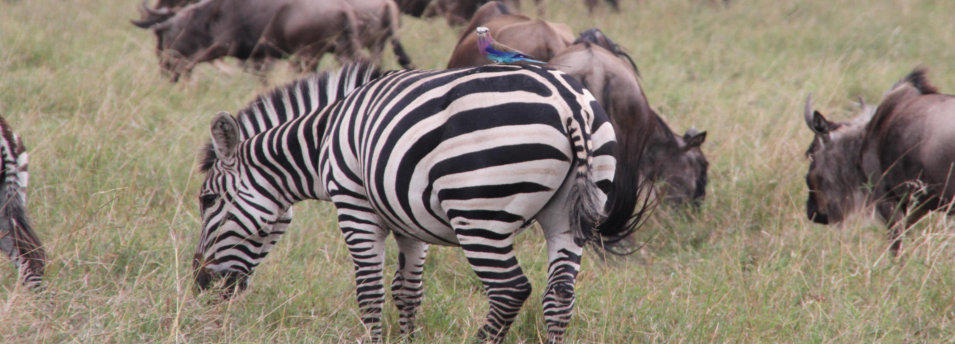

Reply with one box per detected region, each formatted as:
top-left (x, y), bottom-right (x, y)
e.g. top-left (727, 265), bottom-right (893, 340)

top-left (592, 88), bottom-right (654, 255)
top-left (383, 1), bottom-right (415, 69)
top-left (564, 100), bottom-right (651, 254)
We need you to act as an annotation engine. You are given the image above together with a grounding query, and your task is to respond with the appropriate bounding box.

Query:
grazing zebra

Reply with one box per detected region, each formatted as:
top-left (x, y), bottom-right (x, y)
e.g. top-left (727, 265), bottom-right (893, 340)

top-left (0, 116), bottom-right (45, 291)
top-left (192, 63), bottom-right (647, 343)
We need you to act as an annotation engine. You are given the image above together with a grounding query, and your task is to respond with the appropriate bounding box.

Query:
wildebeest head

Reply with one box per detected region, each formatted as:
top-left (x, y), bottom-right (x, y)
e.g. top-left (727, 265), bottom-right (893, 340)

top-left (802, 94), bottom-right (872, 224)
top-left (647, 124), bottom-right (708, 207)
top-left (133, 0), bottom-right (223, 81)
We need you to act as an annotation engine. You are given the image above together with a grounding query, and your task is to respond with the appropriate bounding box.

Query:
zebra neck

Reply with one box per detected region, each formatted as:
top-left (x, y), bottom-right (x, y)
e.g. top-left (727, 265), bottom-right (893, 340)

top-left (240, 110), bottom-right (332, 204)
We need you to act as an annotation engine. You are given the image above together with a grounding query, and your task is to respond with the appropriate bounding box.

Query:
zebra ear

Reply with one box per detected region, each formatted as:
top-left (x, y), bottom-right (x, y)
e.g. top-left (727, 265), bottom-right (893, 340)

top-left (210, 112), bottom-right (240, 160)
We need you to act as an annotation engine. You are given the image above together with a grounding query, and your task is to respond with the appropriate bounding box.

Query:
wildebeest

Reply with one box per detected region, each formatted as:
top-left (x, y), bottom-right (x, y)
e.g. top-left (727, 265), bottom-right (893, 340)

top-left (446, 1), bottom-right (573, 68)
top-left (348, 0), bottom-right (415, 69)
top-left (550, 29), bottom-right (708, 207)
top-left (132, 0), bottom-right (413, 81)
top-left (400, 0), bottom-right (619, 22)
top-left (803, 68), bottom-right (955, 253)
top-left (0, 115), bottom-right (44, 291)
top-left (422, 0), bottom-right (521, 26)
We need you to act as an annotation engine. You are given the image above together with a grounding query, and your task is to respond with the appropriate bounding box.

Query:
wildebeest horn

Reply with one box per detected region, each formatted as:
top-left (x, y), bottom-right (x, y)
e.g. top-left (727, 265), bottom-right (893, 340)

top-left (856, 95), bottom-right (866, 109)
top-left (804, 93), bottom-right (814, 128)
top-left (140, 0), bottom-right (172, 16)
top-left (131, 0), bottom-right (174, 29)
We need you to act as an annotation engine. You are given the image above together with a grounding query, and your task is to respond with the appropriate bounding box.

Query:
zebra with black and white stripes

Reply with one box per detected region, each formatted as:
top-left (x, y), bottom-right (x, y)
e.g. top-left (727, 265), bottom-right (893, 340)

top-left (0, 116), bottom-right (45, 291)
top-left (192, 63), bottom-right (647, 343)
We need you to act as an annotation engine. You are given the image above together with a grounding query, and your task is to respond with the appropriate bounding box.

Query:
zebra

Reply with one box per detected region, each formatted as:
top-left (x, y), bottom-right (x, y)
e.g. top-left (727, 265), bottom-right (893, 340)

top-left (0, 116), bottom-right (45, 291)
top-left (192, 63), bottom-right (648, 343)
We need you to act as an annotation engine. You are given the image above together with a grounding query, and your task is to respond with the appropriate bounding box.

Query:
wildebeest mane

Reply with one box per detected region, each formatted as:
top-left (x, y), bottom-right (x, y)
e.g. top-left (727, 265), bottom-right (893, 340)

top-left (865, 68), bottom-right (940, 140)
top-left (893, 67), bottom-right (938, 95)
top-left (574, 28), bottom-right (640, 77)
top-left (198, 63), bottom-right (384, 172)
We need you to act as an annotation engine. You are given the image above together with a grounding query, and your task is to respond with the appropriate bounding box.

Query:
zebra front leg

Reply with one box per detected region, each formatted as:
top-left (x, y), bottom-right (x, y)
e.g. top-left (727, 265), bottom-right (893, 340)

top-left (391, 233), bottom-right (429, 338)
top-left (453, 219), bottom-right (532, 343)
top-left (334, 201), bottom-right (389, 342)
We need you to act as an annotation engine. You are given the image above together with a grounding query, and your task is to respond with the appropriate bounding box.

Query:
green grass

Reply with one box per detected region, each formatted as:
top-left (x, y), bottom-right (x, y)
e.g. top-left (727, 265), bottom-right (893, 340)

top-left (1, 0), bottom-right (953, 342)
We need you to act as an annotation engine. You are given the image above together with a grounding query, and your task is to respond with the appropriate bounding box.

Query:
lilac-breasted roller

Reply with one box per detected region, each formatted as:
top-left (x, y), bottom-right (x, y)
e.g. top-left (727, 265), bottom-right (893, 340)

top-left (475, 26), bottom-right (545, 64)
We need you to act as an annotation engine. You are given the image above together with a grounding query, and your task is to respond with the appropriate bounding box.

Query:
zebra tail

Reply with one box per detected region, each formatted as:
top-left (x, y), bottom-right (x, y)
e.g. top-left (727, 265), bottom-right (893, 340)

top-left (563, 114), bottom-right (604, 249)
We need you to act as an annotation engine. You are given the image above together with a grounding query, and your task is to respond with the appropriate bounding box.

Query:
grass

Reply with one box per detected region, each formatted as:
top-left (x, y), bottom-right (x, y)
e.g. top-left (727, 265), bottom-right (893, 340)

top-left (0, 0), bottom-right (953, 342)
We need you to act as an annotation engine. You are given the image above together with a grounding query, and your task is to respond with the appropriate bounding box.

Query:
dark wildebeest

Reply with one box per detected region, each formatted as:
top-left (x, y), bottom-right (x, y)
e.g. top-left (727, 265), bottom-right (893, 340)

top-left (0, 116), bottom-right (44, 291)
top-left (422, 0), bottom-right (521, 26)
top-left (550, 29), bottom-right (708, 207)
top-left (804, 68), bottom-right (955, 254)
top-left (132, 0), bottom-right (413, 82)
top-left (446, 1), bottom-right (573, 68)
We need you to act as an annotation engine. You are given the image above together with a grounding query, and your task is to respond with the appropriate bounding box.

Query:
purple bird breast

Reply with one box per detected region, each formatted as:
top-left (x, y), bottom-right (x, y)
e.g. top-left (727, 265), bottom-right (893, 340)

top-left (477, 35), bottom-right (490, 55)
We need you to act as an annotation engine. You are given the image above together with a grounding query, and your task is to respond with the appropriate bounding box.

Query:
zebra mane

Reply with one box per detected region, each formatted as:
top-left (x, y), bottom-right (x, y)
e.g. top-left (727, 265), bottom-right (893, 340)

top-left (199, 63), bottom-right (384, 172)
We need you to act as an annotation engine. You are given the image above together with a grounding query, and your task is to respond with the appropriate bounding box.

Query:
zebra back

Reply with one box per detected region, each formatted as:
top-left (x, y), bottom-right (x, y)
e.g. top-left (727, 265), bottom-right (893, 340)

top-left (234, 64), bottom-right (384, 139)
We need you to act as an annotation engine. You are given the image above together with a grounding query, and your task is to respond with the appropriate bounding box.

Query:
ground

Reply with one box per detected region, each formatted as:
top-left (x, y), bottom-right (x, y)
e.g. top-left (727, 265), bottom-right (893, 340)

top-left (0, 0), bottom-right (952, 342)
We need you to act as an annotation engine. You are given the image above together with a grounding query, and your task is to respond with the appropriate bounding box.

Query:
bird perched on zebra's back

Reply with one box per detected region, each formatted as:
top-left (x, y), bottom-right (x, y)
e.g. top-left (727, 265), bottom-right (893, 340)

top-left (475, 26), bottom-right (545, 64)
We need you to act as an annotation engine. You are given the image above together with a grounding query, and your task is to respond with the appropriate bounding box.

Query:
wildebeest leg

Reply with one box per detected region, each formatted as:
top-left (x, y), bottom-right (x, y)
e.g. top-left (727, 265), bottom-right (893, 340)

top-left (295, 41), bottom-right (333, 72)
top-left (382, 1), bottom-right (415, 69)
top-left (336, 10), bottom-right (366, 64)
top-left (876, 199), bottom-right (906, 254)
top-left (390, 234), bottom-right (428, 339)
top-left (892, 189), bottom-right (936, 254)
top-left (244, 59), bottom-right (273, 85)
top-left (180, 42), bottom-right (227, 80)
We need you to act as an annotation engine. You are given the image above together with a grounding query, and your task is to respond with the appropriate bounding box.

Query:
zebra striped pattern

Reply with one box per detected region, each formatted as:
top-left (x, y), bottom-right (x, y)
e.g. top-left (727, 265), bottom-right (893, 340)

top-left (193, 63), bottom-right (636, 343)
top-left (0, 116), bottom-right (45, 291)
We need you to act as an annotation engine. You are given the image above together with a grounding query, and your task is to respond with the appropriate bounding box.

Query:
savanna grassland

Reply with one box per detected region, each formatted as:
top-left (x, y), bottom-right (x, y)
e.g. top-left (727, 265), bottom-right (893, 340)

top-left (0, 0), bottom-right (953, 342)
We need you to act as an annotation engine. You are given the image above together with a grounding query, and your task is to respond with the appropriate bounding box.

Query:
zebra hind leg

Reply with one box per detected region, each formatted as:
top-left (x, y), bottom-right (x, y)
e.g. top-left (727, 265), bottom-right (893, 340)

top-left (390, 233), bottom-right (429, 339)
top-left (333, 199), bottom-right (389, 342)
top-left (536, 207), bottom-right (584, 344)
top-left (452, 216), bottom-right (532, 344)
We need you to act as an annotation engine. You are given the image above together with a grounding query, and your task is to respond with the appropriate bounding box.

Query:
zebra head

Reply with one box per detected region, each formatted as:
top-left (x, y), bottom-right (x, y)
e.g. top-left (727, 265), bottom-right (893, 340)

top-left (193, 112), bottom-right (290, 298)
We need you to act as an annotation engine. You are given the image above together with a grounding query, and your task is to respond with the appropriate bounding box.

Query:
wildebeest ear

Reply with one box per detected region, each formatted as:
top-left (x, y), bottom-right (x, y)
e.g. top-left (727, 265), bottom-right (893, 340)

top-left (683, 129), bottom-right (706, 149)
top-left (210, 112), bottom-right (240, 160)
top-left (809, 111), bottom-right (836, 135)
